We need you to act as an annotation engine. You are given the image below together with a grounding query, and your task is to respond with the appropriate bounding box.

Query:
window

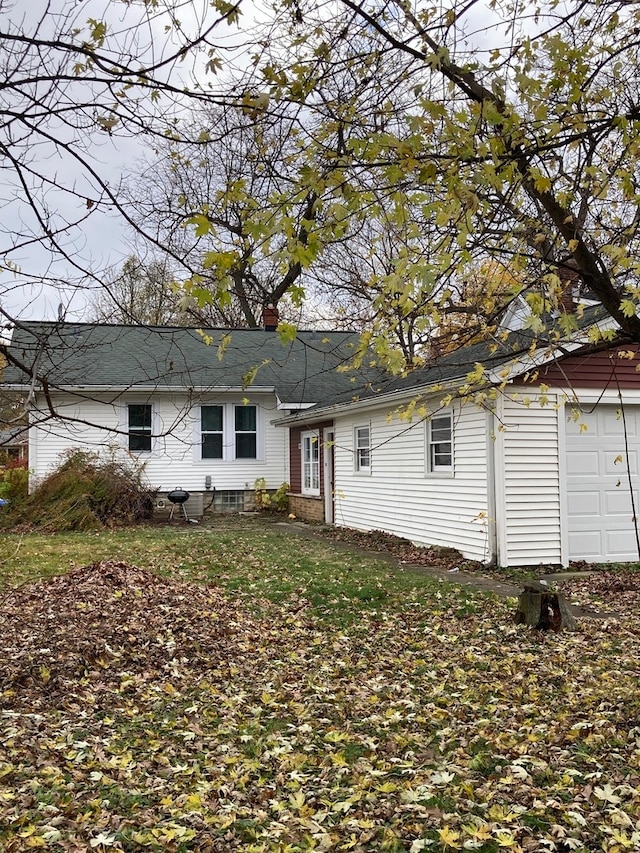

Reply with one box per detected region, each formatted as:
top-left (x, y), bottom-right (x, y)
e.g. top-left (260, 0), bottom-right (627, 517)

top-left (128, 404), bottom-right (152, 452)
top-left (201, 405), bottom-right (223, 459)
top-left (355, 425), bottom-right (371, 472)
top-left (301, 431), bottom-right (320, 495)
top-left (197, 403), bottom-right (259, 462)
top-left (235, 405), bottom-right (257, 459)
top-left (428, 412), bottom-right (453, 472)
top-left (214, 490), bottom-right (246, 512)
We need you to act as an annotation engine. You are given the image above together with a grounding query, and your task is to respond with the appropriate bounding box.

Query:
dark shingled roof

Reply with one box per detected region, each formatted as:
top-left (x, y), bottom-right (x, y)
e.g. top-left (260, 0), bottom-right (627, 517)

top-left (1, 322), bottom-right (384, 405)
top-left (292, 331), bottom-right (536, 412)
top-left (294, 304), bottom-right (613, 413)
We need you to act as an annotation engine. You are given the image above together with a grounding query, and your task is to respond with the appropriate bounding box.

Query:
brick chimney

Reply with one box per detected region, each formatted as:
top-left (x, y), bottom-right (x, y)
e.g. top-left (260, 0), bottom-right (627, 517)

top-left (557, 257), bottom-right (581, 313)
top-left (262, 304), bottom-right (279, 331)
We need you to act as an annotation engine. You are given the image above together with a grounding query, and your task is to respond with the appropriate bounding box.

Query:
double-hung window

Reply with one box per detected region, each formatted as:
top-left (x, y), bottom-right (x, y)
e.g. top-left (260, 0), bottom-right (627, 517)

top-left (198, 403), bottom-right (258, 461)
top-left (428, 411), bottom-right (453, 473)
top-left (128, 404), bottom-right (152, 452)
top-left (235, 405), bottom-right (257, 459)
top-left (201, 405), bottom-right (224, 459)
top-left (301, 430), bottom-right (320, 495)
top-left (354, 424), bottom-right (371, 472)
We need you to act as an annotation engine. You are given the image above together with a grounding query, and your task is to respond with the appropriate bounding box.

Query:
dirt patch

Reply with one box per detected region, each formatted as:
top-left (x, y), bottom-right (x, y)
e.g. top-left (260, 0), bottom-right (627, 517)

top-left (307, 525), bottom-right (482, 571)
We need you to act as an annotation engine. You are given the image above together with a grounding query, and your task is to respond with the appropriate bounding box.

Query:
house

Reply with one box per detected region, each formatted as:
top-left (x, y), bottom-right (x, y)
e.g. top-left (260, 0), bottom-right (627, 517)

top-left (280, 310), bottom-right (640, 567)
top-left (0, 426), bottom-right (28, 463)
top-left (5, 308), bottom-right (640, 567)
top-left (1, 318), bottom-right (381, 515)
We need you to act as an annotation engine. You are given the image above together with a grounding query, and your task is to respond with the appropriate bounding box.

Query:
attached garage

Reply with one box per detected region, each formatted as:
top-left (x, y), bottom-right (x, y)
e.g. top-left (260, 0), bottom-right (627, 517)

top-left (565, 404), bottom-right (640, 563)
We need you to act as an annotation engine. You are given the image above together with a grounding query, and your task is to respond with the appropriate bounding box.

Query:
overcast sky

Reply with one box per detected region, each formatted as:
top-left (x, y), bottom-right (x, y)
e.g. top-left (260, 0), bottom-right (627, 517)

top-left (0, 0), bottom-right (507, 326)
top-left (0, 0), bottom-right (250, 324)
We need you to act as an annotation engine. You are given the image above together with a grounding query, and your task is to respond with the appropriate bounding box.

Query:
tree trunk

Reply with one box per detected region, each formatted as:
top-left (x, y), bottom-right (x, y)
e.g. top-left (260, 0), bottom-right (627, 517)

top-left (514, 582), bottom-right (577, 632)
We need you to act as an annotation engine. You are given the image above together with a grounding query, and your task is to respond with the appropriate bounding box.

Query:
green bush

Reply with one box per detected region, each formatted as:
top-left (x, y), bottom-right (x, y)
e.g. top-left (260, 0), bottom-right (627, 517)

top-left (0, 458), bottom-right (29, 504)
top-left (253, 478), bottom-right (289, 513)
top-left (0, 449), bottom-right (156, 532)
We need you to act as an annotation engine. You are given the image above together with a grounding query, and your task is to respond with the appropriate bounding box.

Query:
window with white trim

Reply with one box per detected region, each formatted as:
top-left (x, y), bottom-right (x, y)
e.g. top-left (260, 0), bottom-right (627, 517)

top-left (301, 430), bottom-right (320, 495)
top-left (235, 404), bottom-right (257, 459)
top-left (197, 403), bottom-right (259, 461)
top-left (128, 403), bottom-right (152, 452)
top-left (427, 412), bottom-right (453, 473)
top-left (201, 405), bottom-right (224, 459)
top-left (354, 424), bottom-right (371, 472)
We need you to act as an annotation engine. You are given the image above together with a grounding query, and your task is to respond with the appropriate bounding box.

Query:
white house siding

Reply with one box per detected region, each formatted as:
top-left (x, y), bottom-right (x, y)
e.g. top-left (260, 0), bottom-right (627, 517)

top-left (29, 390), bottom-right (288, 494)
top-left (331, 402), bottom-right (493, 562)
top-left (495, 392), bottom-right (563, 567)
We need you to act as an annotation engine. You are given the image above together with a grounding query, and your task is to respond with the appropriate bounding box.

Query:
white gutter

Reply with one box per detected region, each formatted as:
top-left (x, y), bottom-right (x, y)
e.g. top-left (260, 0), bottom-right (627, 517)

top-left (275, 397), bottom-right (317, 411)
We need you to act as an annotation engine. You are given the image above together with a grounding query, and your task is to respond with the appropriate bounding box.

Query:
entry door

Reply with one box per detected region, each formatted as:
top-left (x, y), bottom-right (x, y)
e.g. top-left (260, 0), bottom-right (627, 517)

top-left (565, 405), bottom-right (640, 562)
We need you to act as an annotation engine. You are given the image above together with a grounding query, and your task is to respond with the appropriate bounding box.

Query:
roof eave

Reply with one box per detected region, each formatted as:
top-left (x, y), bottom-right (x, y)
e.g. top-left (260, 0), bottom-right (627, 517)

top-left (7, 383), bottom-right (277, 394)
top-left (274, 320), bottom-right (622, 426)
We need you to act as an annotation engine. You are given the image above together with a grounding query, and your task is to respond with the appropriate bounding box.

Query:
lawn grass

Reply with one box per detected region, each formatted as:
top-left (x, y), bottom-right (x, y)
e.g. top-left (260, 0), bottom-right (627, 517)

top-left (1, 517), bottom-right (639, 852)
top-left (0, 517), bottom-right (476, 625)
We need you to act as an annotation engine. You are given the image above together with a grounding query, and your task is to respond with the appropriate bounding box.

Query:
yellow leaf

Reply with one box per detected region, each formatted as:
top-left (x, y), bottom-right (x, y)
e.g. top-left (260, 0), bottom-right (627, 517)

top-left (438, 826), bottom-right (461, 848)
top-left (495, 828), bottom-right (518, 846)
top-left (289, 790), bottom-right (305, 809)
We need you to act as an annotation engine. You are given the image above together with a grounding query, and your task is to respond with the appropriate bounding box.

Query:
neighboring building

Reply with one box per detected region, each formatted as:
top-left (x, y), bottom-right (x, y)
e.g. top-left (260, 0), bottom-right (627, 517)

top-left (0, 426), bottom-right (28, 463)
top-left (279, 310), bottom-right (640, 567)
top-left (1, 319), bottom-right (380, 515)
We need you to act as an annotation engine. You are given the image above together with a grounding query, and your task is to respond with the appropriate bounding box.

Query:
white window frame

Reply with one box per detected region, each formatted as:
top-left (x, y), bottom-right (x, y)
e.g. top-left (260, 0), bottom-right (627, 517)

top-left (196, 402), bottom-right (262, 462)
top-left (301, 430), bottom-right (320, 495)
top-left (126, 402), bottom-right (154, 453)
top-left (427, 411), bottom-right (453, 474)
top-left (354, 424), bottom-right (371, 473)
top-left (200, 404), bottom-right (224, 460)
top-left (234, 403), bottom-right (258, 460)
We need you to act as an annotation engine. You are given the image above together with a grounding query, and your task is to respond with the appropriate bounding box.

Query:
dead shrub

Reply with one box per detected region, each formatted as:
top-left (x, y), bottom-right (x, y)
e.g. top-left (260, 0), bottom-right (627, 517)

top-left (1, 449), bottom-right (155, 531)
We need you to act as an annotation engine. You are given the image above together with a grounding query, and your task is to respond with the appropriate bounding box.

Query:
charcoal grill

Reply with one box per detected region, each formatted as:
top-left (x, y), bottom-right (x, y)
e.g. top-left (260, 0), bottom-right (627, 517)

top-left (167, 487), bottom-right (190, 522)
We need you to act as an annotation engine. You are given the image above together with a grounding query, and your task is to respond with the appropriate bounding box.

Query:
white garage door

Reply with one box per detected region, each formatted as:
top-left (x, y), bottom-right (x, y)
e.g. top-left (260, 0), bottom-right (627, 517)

top-left (565, 405), bottom-right (640, 563)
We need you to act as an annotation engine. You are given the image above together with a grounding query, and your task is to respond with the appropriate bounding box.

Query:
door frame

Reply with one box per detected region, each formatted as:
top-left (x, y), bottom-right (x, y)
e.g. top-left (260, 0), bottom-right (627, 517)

top-left (323, 427), bottom-right (335, 524)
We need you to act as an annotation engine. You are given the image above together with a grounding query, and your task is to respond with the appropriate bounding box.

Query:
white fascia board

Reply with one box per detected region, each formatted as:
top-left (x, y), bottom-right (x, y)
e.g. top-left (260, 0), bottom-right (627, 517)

top-left (275, 397), bottom-right (317, 411)
top-left (18, 384), bottom-right (276, 394)
top-left (557, 388), bottom-right (640, 406)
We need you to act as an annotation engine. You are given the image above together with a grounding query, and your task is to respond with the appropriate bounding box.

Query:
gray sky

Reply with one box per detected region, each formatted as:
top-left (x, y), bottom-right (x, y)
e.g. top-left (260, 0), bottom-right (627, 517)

top-left (0, 0), bottom-right (248, 323)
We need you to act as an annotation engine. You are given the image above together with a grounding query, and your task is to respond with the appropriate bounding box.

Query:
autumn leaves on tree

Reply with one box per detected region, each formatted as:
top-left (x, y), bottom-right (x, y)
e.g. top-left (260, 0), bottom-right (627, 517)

top-left (2, 1), bottom-right (640, 369)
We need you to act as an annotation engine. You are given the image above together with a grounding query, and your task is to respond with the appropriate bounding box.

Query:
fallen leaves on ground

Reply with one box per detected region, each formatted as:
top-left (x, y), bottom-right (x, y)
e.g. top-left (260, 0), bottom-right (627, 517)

top-left (319, 527), bottom-right (480, 571)
top-left (1, 560), bottom-right (640, 852)
top-left (562, 571), bottom-right (640, 619)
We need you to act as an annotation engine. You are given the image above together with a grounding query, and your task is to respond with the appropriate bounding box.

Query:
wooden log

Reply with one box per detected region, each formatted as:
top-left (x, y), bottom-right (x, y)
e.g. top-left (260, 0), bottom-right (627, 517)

top-left (514, 581), bottom-right (577, 631)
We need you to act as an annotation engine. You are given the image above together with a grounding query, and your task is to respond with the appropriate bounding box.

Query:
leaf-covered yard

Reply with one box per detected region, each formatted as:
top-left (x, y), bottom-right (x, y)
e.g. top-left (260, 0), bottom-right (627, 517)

top-left (0, 519), bottom-right (639, 852)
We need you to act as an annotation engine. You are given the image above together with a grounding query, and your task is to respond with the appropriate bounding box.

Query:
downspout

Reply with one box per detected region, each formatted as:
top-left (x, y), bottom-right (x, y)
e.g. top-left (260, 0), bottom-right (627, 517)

top-left (615, 383), bottom-right (640, 562)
